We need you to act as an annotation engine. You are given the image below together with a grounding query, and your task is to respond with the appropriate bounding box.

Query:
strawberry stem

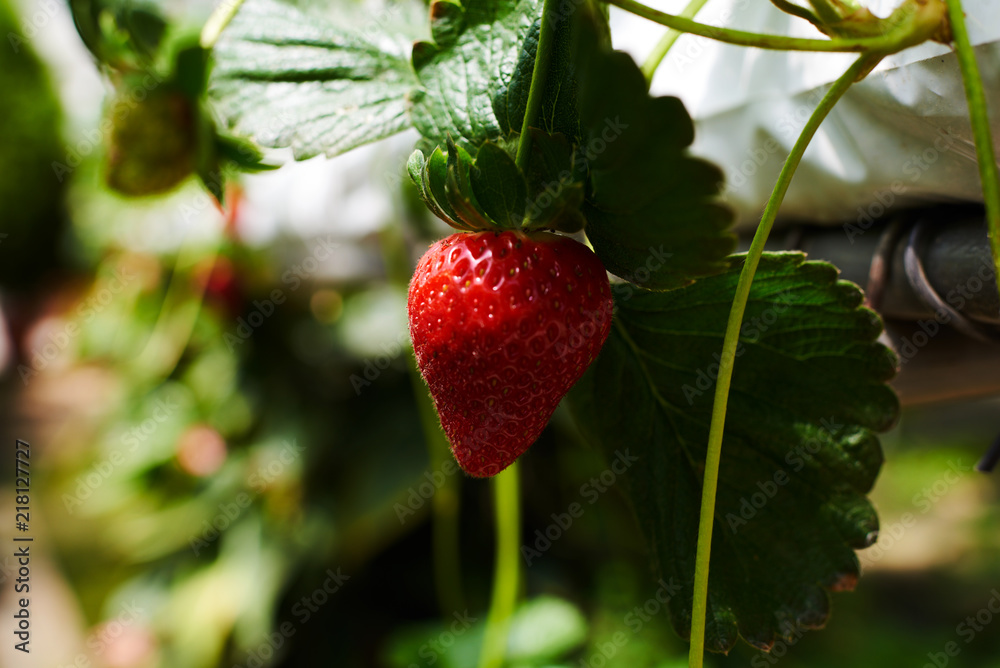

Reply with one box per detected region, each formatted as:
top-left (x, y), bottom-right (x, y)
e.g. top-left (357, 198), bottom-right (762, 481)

top-left (769, 0), bottom-right (823, 26)
top-left (608, 0), bottom-right (933, 53)
top-left (514, 0), bottom-right (558, 177)
top-left (409, 351), bottom-right (467, 614)
top-left (808, 0), bottom-right (859, 25)
top-left (478, 462), bottom-right (521, 668)
top-left (132, 241), bottom-right (219, 383)
top-left (687, 52), bottom-right (881, 667)
top-left (200, 0), bottom-right (245, 48)
top-left (945, 0), bottom-right (1000, 306)
top-left (640, 0), bottom-right (712, 87)
top-left (381, 221), bottom-right (467, 615)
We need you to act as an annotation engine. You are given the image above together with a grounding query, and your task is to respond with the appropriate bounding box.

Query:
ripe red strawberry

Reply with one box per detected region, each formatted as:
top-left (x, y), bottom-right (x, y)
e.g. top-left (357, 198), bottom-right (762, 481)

top-left (408, 230), bottom-right (613, 477)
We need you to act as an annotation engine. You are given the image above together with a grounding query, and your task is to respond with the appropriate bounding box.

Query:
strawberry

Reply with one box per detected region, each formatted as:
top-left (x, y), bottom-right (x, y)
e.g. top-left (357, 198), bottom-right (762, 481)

top-left (105, 88), bottom-right (197, 197)
top-left (408, 230), bottom-right (613, 477)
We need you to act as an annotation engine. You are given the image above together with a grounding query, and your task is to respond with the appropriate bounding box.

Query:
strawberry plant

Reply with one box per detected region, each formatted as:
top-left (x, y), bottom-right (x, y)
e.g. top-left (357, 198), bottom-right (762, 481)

top-left (53, 0), bottom-right (1000, 665)
top-left (207, 0), bottom-right (1000, 663)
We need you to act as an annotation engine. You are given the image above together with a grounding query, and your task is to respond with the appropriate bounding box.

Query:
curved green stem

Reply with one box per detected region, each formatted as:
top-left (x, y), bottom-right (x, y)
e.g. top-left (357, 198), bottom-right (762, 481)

top-left (200, 0), bottom-right (245, 48)
top-left (380, 222), bottom-right (466, 616)
top-left (945, 0), bottom-right (1000, 304)
top-left (515, 0), bottom-right (559, 173)
top-left (808, 0), bottom-right (859, 25)
top-left (608, 0), bottom-right (920, 53)
top-left (641, 0), bottom-right (712, 85)
top-left (478, 463), bottom-right (521, 668)
top-left (687, 52), bottom-right (881, 667)
top-left (409, 354), bottom-right (467, 615)
top-left (770, 0), bottom-right (823, 27)
top-left (130, 240), bottom-right (216, 384)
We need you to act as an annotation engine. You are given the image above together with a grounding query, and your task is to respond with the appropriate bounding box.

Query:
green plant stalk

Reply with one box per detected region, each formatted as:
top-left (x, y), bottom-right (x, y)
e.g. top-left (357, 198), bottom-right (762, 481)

top-left (770, 0), bottom-right (823, 26)
top-left (380, 224), bottom-right (466, 616)
top-left (130, 240), bottom-right (216, 384)
top-left (687, 52), bottom-right (881, 667)
top-left (808, 0), bottom-right (859, 25)
top-left (408, 353), bottom-right (467, 615)
top-left (945, 0), bottom-right (1000, 304)
top-left (201, 0), bottom-right (246, 48)
top-left (608, 0), bottom-right (919, 52)
top-left (640, 0), bottom-right (712, 85)
top-left (478, 463), bottom-right (521, 668)
top-left (514, 0), bottom-right (559, 175)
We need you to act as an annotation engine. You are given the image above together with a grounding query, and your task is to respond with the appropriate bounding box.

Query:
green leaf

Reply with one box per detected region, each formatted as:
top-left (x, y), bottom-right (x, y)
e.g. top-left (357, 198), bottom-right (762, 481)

top-left (381, 595), bottom-right (586, 667)
top-left (214, 134), bottom-right (279, 173)
top-left (506, 596), bottom-right (587, 662)
top-left (209, 0), bottom-right (419, 159)
top-left (68, 0), bottom-right (167, 70)
top-left (574, 7), bottom-right (735, 290)
top-left (568, 253), bottom-right (899, 653)
top-left (409, 0), bottom-right (539, 153)
top-left (470, 142), bottom-right (527, 228)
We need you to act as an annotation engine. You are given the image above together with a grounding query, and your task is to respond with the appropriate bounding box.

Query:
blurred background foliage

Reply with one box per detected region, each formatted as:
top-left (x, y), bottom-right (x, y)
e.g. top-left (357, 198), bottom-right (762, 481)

top-left (1, 0), bottom-right (1000, 667)
top-left (0, 0), bottom-right (66, 290)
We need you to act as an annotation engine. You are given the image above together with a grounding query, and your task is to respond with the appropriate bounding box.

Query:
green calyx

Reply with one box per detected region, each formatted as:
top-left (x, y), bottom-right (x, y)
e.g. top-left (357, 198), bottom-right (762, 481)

top-left (407, 131), bottom-right (587, 234)
top-left (407, 0), bottom-right (587, 236)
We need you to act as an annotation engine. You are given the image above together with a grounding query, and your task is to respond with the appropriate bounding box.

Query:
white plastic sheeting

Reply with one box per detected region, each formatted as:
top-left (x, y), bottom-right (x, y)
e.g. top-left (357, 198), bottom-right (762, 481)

top-left (613, 0), bottom-right (1000, 229)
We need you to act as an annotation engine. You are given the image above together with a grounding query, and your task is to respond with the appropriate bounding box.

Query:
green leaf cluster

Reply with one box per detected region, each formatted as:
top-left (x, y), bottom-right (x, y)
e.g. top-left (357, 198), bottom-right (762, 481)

top-left (68, 0), bottom-right (275, 199)
top-left (406, 130), bottom-right (586, 232)
top-left (401, 0), bottom-right (737, 280)
top-left (210, 0), bottom-right (734, 288)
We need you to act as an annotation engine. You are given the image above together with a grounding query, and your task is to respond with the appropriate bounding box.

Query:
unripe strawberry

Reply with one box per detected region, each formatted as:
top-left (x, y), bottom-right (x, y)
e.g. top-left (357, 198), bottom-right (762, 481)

top-left (105, 88), bottom-right (196, 196)
top-left (408, 230), bottom-right (613, 477)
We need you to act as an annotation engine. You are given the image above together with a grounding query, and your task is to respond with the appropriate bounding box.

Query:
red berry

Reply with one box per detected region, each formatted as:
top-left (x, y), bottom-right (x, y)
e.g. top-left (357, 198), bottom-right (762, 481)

top-left (407, 230), bottom-right (613, 477)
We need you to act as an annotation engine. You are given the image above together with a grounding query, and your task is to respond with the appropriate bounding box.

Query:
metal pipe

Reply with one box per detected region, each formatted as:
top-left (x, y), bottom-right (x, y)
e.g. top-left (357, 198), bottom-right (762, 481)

top-left (752, 207), bottom-right (1000, 406)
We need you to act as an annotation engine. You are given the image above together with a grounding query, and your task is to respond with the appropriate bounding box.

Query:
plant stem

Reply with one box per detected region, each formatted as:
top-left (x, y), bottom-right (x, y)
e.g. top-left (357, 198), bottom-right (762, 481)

top-left (131, 240), bottom-right (216, 384)
top-left (200, 0), bottom-right (246, 49)
top-left (808, 0), bottom-right (857, 25)
top-left (640, 0), bottom-right (712, 85)
top-left (379, 222), bottom-right (466, 616)
top-left (608, 0), bottom-right (912, 52)
top-left (408, 353), bottom-right (467, 615)
top-left (770, 0), bottom-right (823, 26)
top-left (515, 0), bottom-right (559, 174)
top-left (478, 463), bottom-right (521, 668)
top-left (687, 52), bottom-right (880, 668)
top-left (945, 0), bottom-right (1000, 304)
